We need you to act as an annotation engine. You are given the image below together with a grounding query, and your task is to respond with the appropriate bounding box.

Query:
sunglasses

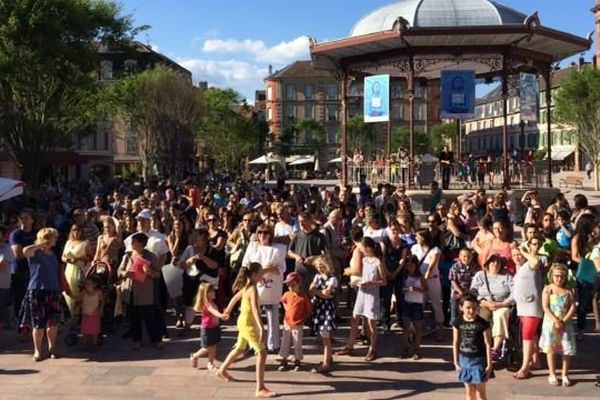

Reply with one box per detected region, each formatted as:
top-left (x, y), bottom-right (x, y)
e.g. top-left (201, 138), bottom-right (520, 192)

top-left (257, 231), bottom-right (271, 235)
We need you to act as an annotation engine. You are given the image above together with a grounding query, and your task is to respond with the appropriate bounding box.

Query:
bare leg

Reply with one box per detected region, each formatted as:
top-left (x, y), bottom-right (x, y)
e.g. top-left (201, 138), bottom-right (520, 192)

top-left (413, 321), bottom-right (423, 350)
top-left (322, 336), bottom-right (332, 367)
top-left (46, 325), bottom-right (58, 355)
top-left (514, 339), bottom-right (533, 378)
top-left (367, 319), bottom-right (378, 353)
top-left (345, 317), bottom-right (359, 349)
top-left (32, 328), bottom-right (44, 358)
top-left (475, 383), bottom-right (487, 400)
top-left (546, 352), bottom-right (556, 379)
top-left (593, 293), bottom-right (600, 332)
top-left (561, 355), bottom-right (571, 384)
top-left (255, 349), bottom-right (275, 398)
top-left (465, 383), bottom-right (475, 400)
top-left (217, 347), bottom-right (244, 381)
top-left (192, 347), bottom-right (209, 359)
top-left (492, 336), bottom-right (503, 352)
top-left (401, 320), bottom-right (410, 353)
top-left (207, 345), bottom-right (217, 369)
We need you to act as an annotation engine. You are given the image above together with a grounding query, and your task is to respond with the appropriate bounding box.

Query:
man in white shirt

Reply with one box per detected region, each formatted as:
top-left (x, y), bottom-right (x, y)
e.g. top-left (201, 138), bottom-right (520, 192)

top-left (124, 209), bottom-right (169, 265)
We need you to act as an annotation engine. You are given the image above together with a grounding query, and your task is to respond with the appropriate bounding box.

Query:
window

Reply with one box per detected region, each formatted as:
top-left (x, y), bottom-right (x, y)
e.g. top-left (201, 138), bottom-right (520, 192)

top-left (100, 60), bottom-right (113, 81)
top-left (285, 105), bottom-right (296, 118)
top-left (267, 87), bottom-right (273, 101)
top-left (126, 137), bottom-right (137, 154)
top-left (477, 121), bottom-right (481, 130)
top-left (124, 59), bottom-right (137, 74)
top-left (267, 108), bottom-right (273, 121)
top-left (305, 105), bottom-right (314, 119)
top-left (285, 84), bottom-right (295, 100)
top-left (327, 105), bottom-right (338, 121)
top-left (327, 127), bottom-right (337, 144)
top-left (326, 84), bottom-right (338, 100)
top-left (304, 84), bottom-right (314, 100)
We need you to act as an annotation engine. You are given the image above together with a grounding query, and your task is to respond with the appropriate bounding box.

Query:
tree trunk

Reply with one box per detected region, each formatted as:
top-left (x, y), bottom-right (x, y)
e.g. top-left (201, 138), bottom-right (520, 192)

top-left (595, 160), bottom-right (600, 191)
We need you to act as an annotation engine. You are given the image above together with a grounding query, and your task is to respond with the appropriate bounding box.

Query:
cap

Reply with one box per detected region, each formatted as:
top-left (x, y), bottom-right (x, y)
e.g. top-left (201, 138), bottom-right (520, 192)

top-left (283, 272), bottom-right (300, 284)
top-left (136, 209), bottom-right (152, 220)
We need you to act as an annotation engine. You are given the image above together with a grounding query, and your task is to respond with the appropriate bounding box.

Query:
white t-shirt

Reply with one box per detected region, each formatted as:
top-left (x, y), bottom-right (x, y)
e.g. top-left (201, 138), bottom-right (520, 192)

top-left (0, 243), bottom-right (15, 289)
top-left (363, 226), bottom-right (385, 244)
top-left (124, 229), bottom-right (169, 258)
top-left (273, 221), bottom-right (296, 257)
top-left (411, 244), bottom-right (441, 277)
top-left (241, 242), bottom-right (286, 305)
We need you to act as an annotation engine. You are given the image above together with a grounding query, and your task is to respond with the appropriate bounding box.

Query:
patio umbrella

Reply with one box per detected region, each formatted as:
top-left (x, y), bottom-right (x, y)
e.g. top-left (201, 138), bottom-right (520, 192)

top-left (0, 177), bottom-right (25, 201)
top-left (248, 154), bottom-right (283, 165)
top-left (289, 155), bottom-right (315, 166)
top-left (328, 156), bottom-right (351, 163)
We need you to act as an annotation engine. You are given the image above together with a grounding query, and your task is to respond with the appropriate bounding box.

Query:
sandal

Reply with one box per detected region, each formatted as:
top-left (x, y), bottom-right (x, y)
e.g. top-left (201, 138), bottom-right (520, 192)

top-left (334, 347), bottom-right (353, 356)
top-left (562, 375), bottom-right (572, 387)
top-left (190, 353), bottom-right (198, 368)
top-left (548, 375), bottom-right (559, 386)
top-left (365, 349), bottom-right (377, 362)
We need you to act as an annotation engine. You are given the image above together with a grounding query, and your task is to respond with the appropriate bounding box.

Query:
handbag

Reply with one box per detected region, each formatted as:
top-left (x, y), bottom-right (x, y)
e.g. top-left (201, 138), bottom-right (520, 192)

top-left (479, 271), bottom-right (495, 320)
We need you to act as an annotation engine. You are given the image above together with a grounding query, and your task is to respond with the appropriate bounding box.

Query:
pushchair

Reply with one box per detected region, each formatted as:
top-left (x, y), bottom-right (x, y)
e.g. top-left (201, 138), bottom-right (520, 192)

top-left (64, 260), bottom-right (118, 346)
top-left (498, 306), bottom-right (523, 372)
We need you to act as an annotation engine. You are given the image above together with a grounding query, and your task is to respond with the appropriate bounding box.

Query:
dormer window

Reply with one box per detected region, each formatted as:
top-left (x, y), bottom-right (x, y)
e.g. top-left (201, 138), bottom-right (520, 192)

top-left (100, 60), bottom-right (113, 81)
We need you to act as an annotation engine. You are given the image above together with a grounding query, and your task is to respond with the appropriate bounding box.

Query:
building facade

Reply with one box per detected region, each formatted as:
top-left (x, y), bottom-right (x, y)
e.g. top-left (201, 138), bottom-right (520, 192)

top-left (264, 60), bottom-right (440, 159)
top-left (463, 66), bottom-right (582, 169)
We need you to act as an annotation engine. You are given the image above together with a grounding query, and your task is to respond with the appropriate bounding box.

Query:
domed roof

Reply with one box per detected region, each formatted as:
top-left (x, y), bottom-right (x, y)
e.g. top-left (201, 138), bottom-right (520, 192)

top-left (350, 0), bottom-right (528, 37)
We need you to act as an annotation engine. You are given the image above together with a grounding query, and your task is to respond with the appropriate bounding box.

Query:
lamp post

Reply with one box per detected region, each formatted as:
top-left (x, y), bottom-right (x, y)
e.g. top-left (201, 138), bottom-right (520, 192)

top-left (519, 120), bottom-right (526, 158)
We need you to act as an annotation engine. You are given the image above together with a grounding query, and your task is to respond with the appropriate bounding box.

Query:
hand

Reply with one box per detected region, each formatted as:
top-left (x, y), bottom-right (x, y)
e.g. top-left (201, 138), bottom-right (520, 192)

top-left (295, 256), bottom-right (304, 264)
top-left (553, 320), bottom-right (565, 330)
top-left (222, 312), bottom-right (230, 321)
top-left (485, 365), bottom-right (493, 379)
top-left (344, 267), bottom-right (353, 277)
top-left (454, 363), bottom-right (461, 373)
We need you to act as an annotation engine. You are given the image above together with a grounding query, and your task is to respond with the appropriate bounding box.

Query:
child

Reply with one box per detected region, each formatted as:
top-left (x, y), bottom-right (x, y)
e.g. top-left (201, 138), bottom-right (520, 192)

top-left (449, 248), bottom-right (479, 326)
top-left (217, 263), bottom-right (275, 399)
top-left (452, 294), bottom-right (493, 400)
top-left (401, 255), bottom-right (427, 359)
top-left (336, 237), bottom-right (386, 361)
top-left (278, 272), bottom-right (312, 371)
top-left (79, 275), bottom-right (104, 351)
top-left (190, 282), bottom-right (227, 370)
top-left (555, 210), bottom-right (574, 250)
top-left (309, 256), bottom-right (338, 373)
top-left (539, 263), bottom-right (577, 386)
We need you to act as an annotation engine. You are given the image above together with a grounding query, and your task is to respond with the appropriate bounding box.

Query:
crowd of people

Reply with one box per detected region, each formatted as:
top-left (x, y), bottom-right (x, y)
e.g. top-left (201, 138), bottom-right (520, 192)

top-left (1, 176), bottom-right (599, 399)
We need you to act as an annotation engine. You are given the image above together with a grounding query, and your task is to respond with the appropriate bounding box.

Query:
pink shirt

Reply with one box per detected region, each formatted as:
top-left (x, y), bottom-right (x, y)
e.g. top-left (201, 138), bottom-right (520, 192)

top-left (201, 302), bottom-right (219, 329)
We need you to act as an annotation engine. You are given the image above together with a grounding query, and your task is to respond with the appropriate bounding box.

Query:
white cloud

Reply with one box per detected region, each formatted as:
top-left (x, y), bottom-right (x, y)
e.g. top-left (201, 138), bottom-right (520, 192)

top-left (202, 35), bottom-right (310, 65)
top-left (177, 58), bottom-right (268, 99)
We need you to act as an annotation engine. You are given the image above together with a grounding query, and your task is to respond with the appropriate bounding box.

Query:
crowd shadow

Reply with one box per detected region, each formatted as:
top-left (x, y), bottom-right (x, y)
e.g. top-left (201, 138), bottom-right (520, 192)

top-left (0, 368), bottom-right (40, 375)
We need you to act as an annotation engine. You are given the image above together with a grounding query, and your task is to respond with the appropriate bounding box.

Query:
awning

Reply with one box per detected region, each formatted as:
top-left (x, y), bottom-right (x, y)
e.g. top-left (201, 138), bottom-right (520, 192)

top-left (0, 177), bottom-right (24, 201)
top-left (289, 155), bottom-right (315, 166)
top-left (248, 154), bottom-right (283, 165)
top-left (545, 146), bottom-right (575, 161)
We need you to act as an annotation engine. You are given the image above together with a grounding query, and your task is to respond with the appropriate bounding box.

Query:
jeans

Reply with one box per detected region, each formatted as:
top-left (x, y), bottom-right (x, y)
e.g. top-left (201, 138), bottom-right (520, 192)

top-left (442, 167), bottom-right (451, 189)
top-left (442, 285), bottom-right (451, 326)
top-left (263, 304), bottom-right (280, 351)
top-left (130, 305), bottom-right (161, 344)
top-left (426, 277), bottom-right (444, 324)
top-left (380, 274), bottom-right (404, 325)
top-left (450, 296), bottom-right (460, 326)
top-left (577, 279), bottom-right (594, 331)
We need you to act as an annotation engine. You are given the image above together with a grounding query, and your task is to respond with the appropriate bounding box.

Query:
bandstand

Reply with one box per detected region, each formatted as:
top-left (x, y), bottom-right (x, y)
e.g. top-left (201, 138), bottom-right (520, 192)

top-left (309, 0), bottom-right (591, 188)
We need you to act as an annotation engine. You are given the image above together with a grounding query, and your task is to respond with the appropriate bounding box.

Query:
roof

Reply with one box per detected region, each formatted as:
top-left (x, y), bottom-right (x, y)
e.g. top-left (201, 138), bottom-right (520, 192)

top-left (265, 61), bottom-right (335, 81)
top-left (350, 0), bottom-right (527, 36)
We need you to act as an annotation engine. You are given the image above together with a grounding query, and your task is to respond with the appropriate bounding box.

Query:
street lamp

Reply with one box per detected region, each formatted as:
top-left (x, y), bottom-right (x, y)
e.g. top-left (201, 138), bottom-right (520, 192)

top-left (519, 120), bottom-right (525, 159)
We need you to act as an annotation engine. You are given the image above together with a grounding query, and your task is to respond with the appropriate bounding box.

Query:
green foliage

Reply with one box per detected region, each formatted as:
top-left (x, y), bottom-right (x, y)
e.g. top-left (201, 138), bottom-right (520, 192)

top-left (391, 126), bottom-right (428, 154)
top-left (429, 123), bottom-right (455, 153)
top-left (106, 65), bottom-right (204, 180)
top-left (347, 116), bottom-right (377, 156)
top-left (199, 87), bottom-right (266, 170)
top-left (0, 0), bottom-right (143, 185)
top-left (554, 66), bottom-right (600, 188)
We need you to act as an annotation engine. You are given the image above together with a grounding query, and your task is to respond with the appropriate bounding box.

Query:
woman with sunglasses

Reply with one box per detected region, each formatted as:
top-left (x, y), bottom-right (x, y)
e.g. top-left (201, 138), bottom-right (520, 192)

top-left (241, 224), bottom-right (286, 353)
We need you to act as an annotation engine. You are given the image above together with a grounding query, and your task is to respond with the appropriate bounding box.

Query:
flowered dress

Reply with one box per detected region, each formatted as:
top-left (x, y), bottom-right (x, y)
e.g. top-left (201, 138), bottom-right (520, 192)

top-left (309, 274), bottom-right (337, 336)
top-left (539, 292), bottom-right (576, 356)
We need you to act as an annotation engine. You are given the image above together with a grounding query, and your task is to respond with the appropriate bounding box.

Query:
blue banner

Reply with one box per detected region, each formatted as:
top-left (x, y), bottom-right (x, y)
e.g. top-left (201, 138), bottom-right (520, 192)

top-left (441, 70), bottom-right (475, 119)
top-left (520, 73), bottom-right (539, 122)
top-left (364, 74), bottom-right (390, 123)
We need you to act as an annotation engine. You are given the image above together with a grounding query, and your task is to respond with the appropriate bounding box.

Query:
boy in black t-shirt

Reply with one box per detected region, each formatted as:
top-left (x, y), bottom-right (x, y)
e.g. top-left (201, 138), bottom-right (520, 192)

top-left (452, 294), bottom-right (493, 400)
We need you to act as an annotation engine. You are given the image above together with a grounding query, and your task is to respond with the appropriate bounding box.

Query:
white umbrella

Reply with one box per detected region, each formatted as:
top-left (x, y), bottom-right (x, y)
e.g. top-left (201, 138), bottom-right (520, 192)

top-left (328, 156), bottom-right (351, 163)
top-left (289, 155), bottom-right (314, 166)
top-left (0, 177), bottom-right (24, 201)
top-left (248, 154), bottom-right (283, 165)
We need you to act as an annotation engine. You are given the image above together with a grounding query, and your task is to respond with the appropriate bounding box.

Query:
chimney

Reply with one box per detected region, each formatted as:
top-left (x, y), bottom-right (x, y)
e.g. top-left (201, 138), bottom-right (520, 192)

top-left (268, 64), bottom-right (273, 76)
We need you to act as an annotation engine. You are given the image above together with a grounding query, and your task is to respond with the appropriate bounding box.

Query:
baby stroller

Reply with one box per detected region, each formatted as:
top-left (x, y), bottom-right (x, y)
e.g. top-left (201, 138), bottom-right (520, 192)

top-left (499, 306), bottom-right (523, 372)
top-left (64, 260), bottom-right (118, 346)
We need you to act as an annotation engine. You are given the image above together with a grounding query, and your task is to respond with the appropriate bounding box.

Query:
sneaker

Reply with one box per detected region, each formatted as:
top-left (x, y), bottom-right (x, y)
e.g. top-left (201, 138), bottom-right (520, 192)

top-left (277, 361), bottom-right (289, 372)
top-left (293, 361), bottom-right (302, 371)
top-left (412, 352), bottom-right (421, 360)
top-left (190, 353), bottom-right (198, 368)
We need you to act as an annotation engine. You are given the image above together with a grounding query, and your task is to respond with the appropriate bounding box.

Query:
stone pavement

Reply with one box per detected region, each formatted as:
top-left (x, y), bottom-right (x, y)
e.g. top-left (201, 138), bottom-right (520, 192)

top-left (1, 315), bottom-right (599, 400)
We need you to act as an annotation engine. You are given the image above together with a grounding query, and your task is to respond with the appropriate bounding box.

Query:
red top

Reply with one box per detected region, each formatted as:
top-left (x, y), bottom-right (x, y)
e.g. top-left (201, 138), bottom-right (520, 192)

top-left (281, 291), bottom-right (313, 329)
top-left (187, 187), bottom-right (201, 208)
top-left (201, 302), bottom-right (219, 329)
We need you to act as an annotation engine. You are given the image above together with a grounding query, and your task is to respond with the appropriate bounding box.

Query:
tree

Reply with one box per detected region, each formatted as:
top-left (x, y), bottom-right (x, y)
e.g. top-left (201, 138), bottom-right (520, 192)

top-left (199, 88), bottom-right (265, 171)
top-left (107, 66), bottom-right (204, 180)
top-left (347, 116), bottom-right (377, 157)
top-left (429, 123), bottom-right (456, 154)
top-left (0, 0), bottom-right (143, 186)
top-left (554, 67), bottom-right (600, 190)
top-left (391, 126), bottom-right (429, 155)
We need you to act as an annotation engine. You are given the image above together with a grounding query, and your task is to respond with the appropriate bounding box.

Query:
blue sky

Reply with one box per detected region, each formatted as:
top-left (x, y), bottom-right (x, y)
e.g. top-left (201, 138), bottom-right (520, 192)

top-left (119, 0), bottom-right (597, 100)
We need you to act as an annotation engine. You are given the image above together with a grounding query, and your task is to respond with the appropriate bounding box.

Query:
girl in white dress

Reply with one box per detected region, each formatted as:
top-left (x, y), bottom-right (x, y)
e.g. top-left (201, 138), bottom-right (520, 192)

top-left (335, 237), bottom-right (386, 361)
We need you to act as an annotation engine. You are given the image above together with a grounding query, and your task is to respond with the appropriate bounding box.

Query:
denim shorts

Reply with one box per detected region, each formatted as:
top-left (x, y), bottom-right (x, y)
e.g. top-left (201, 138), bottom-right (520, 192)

top-left (402, 302), bottom-right (424, 321)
